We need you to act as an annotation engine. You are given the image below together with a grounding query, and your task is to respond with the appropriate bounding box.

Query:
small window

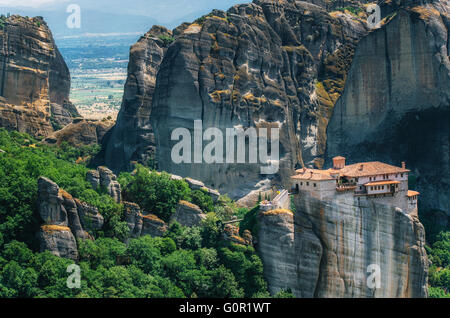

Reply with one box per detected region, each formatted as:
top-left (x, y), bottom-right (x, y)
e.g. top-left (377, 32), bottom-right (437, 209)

top-left (401, 174), bottom-right (404, 178)
top-left (307, 182), bottom-right (309, 186)
top-left (300, 182), bottom-right (303, 186)
top-left (314, 183), bottom-right (317, 187)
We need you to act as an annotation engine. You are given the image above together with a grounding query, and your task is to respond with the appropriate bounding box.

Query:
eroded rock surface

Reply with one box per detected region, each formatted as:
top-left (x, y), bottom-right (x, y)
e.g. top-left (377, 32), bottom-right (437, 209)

top-left (43, 119), bottom-right (114, 147)
top-left (104, 25), bottom-right (173, 172)
top-left (326, 3), bottom-right (450, 218)
top-left (257, 194), bottom-right (429, 298)
top-left (38, 225), bottom-right (78, 260)
top-left (123, 201), bottom-right (168, 238)
top-left (100, 1), bottom-right (449, 219)
top-left (101, 0), bottom-right (369, 198)
top-left (173, 200), bottom-right (206, 227)
top-left (87, 167), bottom-right (122, 203)
top-left (0, 15), bottom-right (79, 137)
top-left (37, 177), bottom-right (104, 259)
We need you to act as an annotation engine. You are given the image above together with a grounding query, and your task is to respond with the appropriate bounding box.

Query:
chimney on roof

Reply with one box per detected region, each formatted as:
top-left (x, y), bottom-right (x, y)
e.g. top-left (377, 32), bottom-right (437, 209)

top-left (359, 164), bottom-right (364, 171)
top-left (303, 167), bottom-right (306, 173)
top-left (333, 156), bottom-right (346, 169)
top-left (402, 161), bottom-right (406, 169)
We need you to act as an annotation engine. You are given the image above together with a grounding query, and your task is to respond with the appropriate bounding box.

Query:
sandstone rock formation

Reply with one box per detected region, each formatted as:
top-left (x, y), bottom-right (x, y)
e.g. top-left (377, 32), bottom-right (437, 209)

top-left (257, 194), bottom-right (429, 298)
top-left (124, 202), bottom-right (143, 238)
top-left (103, 25), bottom-right (173, 171)
top-left (141, 214), bottom-right (168, 238)
top-left (100, 0), bottom-right (370, 198)
top-left (326, 2), bottom-right (450, 218)
top-left (173, 200), bottom-right (206, 227)
top-left (100, 1), bottom-right (449, 218)
top-left (43, 118), bottom-right (114, 147)
top-left (87, 167), bottom-right (122, 203)
top-left (0, 15), bottom-right (79, 138)
top-left (37, 177), bottom-right (104, 260)
top-left (75, 199), bottom-right (105, 234)
top-left (123, 201), bottom-right (168, 238)
top-left (38, 225), bottom-right (78, 260)
top-left (223, 223), bottom-right (253, 246)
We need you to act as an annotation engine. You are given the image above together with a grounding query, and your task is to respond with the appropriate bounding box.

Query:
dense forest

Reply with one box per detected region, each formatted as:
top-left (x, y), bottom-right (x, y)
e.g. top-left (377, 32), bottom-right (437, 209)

top-left (0, 128), bottom-right (290, 298)
top-left (0, 128), bottom-right (448, 298)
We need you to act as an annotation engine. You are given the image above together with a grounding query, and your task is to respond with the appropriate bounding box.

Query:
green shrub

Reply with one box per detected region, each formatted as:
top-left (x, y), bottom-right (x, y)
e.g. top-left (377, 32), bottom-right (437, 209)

top-left (158, 35), bottom-right (175, 46)
top-left (121, 165), bottom-right (191, 222)
top-left (190, 189), bottom-right (214, 212)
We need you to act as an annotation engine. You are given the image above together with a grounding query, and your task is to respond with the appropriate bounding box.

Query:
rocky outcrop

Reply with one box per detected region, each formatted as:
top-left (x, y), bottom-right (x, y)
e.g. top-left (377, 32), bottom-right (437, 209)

top-left (99, 167), bottom-right (122, 203)
top-left (123, 201), bottom-right (168, 238)
top-left (184, 177), bottom-right (220, 202)
top-left (50, 101), bottom-right (80, 129)
top-left (326, 2), bottom-right (450, 217)
top-left (38, 225), bottom-right (78, 260)
top-left (124, 202), bottom-right (144, 238)
top-left (37, 177), bottom-right (76, 259)
top-left (0, 15), bottom-right (79, 138)
top-left (141, 214), bottom-right (168, 238)
top-left (257, 208), bottom-right (322, 297)
top-left (223, 224), bottom-right (253, 246)
top-left (257, 194), bottom-right (429, 298)
top-left (37, 177), bottom-right (68, 226)
top-left (173, 200), bottom-right (206, 227)
top-left (87, 167), bottom-right (122, 203)
top-left (75, 200), bottom-right (104, 234)
top-left (100, 1), bottom-right (449, 219)
top-left (37, 177), bottom-right (104, 260)
top-left (100, 0), bottom-right (369, 198)
top-left (43, 118), bottom-right (114, 146)
top-left (103, 25), bottom-right (173, 171)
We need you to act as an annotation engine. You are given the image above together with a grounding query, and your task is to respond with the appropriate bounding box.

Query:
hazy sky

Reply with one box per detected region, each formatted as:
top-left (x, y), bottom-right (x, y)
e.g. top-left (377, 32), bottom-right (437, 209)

top-left (0, 0), bottom-right (248, 23)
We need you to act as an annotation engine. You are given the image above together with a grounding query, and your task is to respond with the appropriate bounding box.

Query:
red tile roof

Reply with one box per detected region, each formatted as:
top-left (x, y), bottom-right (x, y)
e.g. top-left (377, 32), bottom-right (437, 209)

top-left (291, 168), bottom-right (335, 181)
top-left (339, 161), bottom-right (409, 177)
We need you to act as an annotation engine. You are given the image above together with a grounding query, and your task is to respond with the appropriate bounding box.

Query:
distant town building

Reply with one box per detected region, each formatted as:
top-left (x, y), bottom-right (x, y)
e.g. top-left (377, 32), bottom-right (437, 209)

top-left (290, 156), bottom-right (419, 215)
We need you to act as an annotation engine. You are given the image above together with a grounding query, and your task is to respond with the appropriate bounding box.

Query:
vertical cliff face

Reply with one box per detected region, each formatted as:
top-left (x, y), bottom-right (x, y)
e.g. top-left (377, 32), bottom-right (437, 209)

top-left (104, 25), bottom-right (173, 171)
top-left (102, 0), bottom-right (368, 197)
top-left (101, 1), bottom-right (449, 217)
top-left (326, 3), bottom-right (450, 216)
top-left (0, 15), bottom-right (78, 138)
top-left (257, 193), bottom-right (429, 298)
